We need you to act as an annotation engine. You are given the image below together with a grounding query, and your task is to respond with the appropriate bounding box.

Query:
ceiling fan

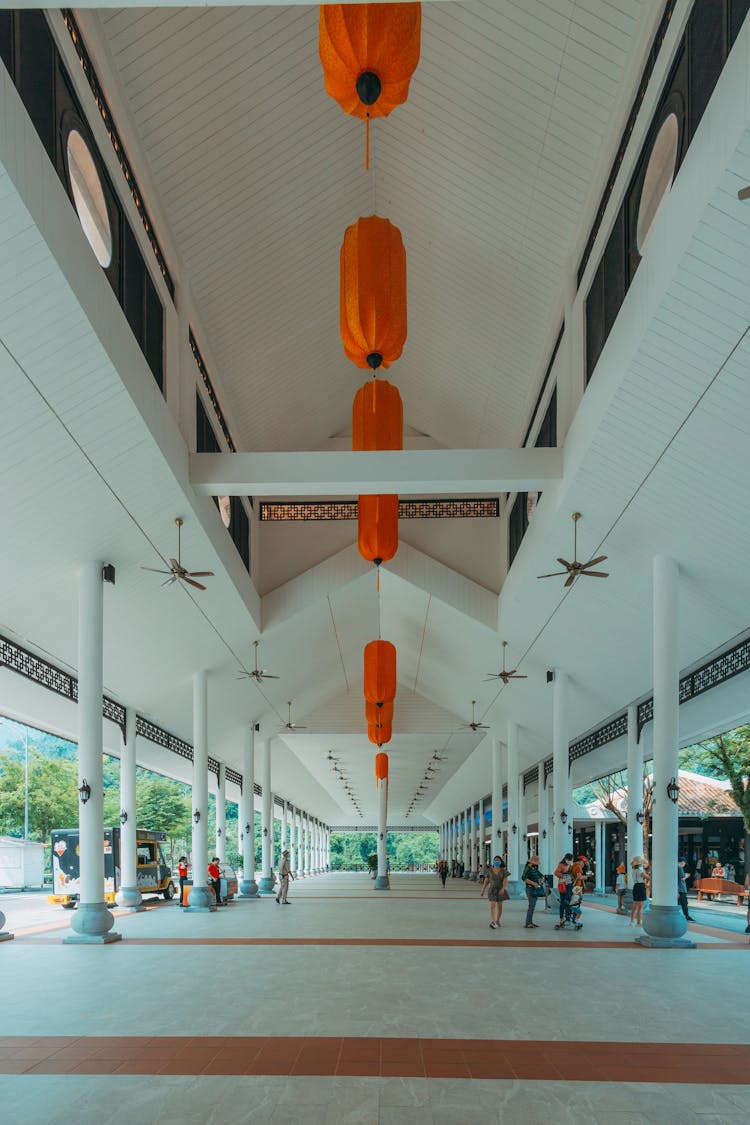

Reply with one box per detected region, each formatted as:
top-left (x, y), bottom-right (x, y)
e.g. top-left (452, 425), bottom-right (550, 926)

top-left (238, 640), bottom-right (280, 683)
top-left (142, 517), bottom-right (214, 591)
top-left (283, 701), bottom-right (307, 731)
top-left (485, 640), bottom-right (528, 685)
top-left (462, 701), bottom-right (489, 732)
top-left (537, 512), bottom-right (608, 588)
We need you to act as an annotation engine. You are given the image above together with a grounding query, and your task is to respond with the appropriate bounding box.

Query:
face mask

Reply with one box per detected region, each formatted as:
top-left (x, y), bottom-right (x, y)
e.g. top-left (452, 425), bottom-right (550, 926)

top-left (493, 862), bottom-right (501, 868)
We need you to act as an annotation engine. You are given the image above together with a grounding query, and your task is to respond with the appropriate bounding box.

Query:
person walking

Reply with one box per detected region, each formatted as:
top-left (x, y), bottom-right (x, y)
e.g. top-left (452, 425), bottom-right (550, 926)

top-left (522, 855), bottom-right (545, 929)
top-left (177, 855), bottom-right (189, 907)
top-left (438, 857), bottom-right (449, 888)
top-left (554, 853), bottom-right (574, 927)
top-left (208, 856), bottom-right (223, 906)
top-left (276, 849), bottom-right (294, 904)
top-left (480, 856), bottom-right (508, 929)
top-left (630, 856), bottom-right (647, 926)
top-left (678, 859), bottom-right (695, 922)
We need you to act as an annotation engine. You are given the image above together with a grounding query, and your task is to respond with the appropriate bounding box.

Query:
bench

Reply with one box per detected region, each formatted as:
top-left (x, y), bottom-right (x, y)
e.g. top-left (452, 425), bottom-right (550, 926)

top-left (696, 877), bottom-right (745, 906)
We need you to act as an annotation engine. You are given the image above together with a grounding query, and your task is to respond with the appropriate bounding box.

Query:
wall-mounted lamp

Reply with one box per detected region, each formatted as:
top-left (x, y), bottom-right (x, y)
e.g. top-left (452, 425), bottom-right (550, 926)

top-left (667, 777), bottom-right (680, 804)
top-left (496, 828), bottom-right (502, 838)
top-left (511, 823), bottom-right (517, 835)
top-left (263, 827), bottom-right (268, 837)
top-left (239, 832), bottom-right (244, 843)
top-left (542, 829), bottom-right (547, 840)
top-left (193, 810), bottom-right (201, 824)
top-left (217, 827), bottom-right (222, 838)
top-left (635, 810), bottom-right (645, 825)
top-left (560, 809), bottom-right (568, 825)
top-left (244, 823), bottom-right (251, 836)
top-left (119, 810), bottom-right (128, 825)
top-left (78, 779), bottom-right (92, 805)
top-left (379, 832), bottom-right (384, 841)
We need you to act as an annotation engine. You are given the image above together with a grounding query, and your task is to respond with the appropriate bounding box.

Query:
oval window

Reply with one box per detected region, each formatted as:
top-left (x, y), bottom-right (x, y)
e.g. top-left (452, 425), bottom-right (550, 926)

top-left (218, 496), bottom-right (231, 529)
top-left (66, 130), bottom-right (112, 268)
top-left (636, 113), bottom-right (678, 255)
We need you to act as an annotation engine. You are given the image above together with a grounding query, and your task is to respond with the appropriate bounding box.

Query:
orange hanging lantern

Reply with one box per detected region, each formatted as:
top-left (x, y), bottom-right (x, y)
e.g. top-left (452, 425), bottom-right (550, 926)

top-left (370, 721), bottom-right (392, 746)
top-left (364, 639), bottom-right (397, 706)
top-left (375, 753), bottom-right (389, 783)
top-left (358, 494), bottom-right (398, 568)
top-left (353, 379), bottom-right (403, 451)
top-left (319, 3), bottom-right (422, 168)
top-left (366, 699), bottom-right (393, 727)
top-left (340, 216), bottom-right (407, 371)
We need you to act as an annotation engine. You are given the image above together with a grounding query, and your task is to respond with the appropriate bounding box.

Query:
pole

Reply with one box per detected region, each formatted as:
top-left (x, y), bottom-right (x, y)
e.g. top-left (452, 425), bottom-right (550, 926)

top-left (240, 726), bottom-right (258, 897)
top-left (186, 670), bottom-right (213, 911)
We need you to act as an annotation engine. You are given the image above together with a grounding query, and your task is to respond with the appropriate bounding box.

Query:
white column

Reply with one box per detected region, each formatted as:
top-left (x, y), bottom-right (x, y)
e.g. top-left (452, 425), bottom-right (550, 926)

top-left (288, 806), bottom-right (296, 875)
top-left (595, 821), bottom-right (605, 893)
top-left (642, 556), bottom-right (690, 945)
top-left (506, 721), bottom-right (520, 889)
top-left (518, 773), bottom-right (527, 867)
top-left (296, 810), bottom-right (304, 875)
top-left (552, 669), bottom-right (571, 866)
top-left (304, 813), bottom-right (311, 876)
top-left (186, 670), bottom-right (213, 911)
top-left (116, 707), bottom-right (142, 911)
top-left (240, 726), bottom-right (258, 897)
top-left (67, 562), bottom-right (120, 943)
top-left (326, 826), bottom-right (331, 869)
top-left (313, 819), bottom-right (320, 873)
top-left (280, 799), bottom-right (287, 858)
top-left (374, 773), bottom-right (389, 890)
top-left (538, 767), bottom-right (550, 873)
top-left (491, 739), bottom-right (503, 861)
top-left (470, 802), bottom-right (478, 879)
top-left (258, 741), bottom-right (274, 893)
top-left (216, 763), bottom-right (226, 862)
top-left (627, 704), bottom-right (644, 867)
top-left (477, 798), bottom-right (485, 874)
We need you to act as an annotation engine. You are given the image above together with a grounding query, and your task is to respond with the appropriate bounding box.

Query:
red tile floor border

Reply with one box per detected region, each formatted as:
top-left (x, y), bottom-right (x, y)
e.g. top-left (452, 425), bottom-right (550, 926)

top-left (2, 1036), bottom-right (749, 1082)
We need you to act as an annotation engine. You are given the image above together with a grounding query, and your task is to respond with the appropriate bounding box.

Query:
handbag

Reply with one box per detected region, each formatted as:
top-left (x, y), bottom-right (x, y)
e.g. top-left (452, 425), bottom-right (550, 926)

top-left (532, 885), bottom-right (546, 898)
top-left (501, 888), bottom-right (510, 901)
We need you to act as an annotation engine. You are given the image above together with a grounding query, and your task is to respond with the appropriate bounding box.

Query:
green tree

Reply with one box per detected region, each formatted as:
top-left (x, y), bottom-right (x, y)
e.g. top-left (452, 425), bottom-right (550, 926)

top-left (680, 727), bottom-right (750, 833)
top-left (0, 749), bottom-right (79, 840)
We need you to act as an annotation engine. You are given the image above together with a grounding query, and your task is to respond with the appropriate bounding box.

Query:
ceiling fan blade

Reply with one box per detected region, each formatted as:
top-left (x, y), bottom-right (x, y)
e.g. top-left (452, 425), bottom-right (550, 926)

top-left (182, 576), bottom-right (207, 591)
top-left (564, 573), bottom-right (576, 588)
top-left (161, 576), bottom-right (177, 587)
top-left (169, 559), bottom-right (180, 571)
top-left (556, 558), bottom-right (572, 569)
top-left (260, 672), bottom-right (280, 679)
top-left (537, 571), bottom-right (568, 579)
top-left (141, 566), bottom-right (172, 575)
top-left (582, 555), bottom-right (608, 569)
top-left (483, 674), bottom-right (501, 682)
top-left (187, 571), bottom-right (214, 578)
top-left (582, 570), bottom-right (609, 578)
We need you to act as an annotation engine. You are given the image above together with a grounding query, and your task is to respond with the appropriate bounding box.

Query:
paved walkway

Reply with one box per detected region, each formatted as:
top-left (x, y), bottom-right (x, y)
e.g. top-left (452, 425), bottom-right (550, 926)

top-left (1, 873), bottom-right (748, 1124)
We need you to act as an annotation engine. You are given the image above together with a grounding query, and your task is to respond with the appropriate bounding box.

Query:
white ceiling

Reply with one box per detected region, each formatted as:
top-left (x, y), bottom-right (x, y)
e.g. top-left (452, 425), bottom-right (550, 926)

top-left (3, 1), bottom-right (750, 830)
top-left (94, 1), bottom-right (648, 453)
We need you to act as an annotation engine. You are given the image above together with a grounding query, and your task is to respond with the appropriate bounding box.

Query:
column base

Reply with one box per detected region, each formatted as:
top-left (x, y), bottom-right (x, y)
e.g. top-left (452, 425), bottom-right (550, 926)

top-left (115, 886), bottom-right (145, 912)
top-left (505, 880), bottom-right (523, 898)
top-left (639, 903), bottom-right (693, 946)
top-left (0, 931), bottom-right (15, 942)
top-left (184, 885), bottom-right (217, 912)
top-left (373, 875), bottom-right (389, 890)
top-left (469, 871), bottom-right (478, 882)
top-left (240, 879), bottom-right (259, 898)
top-left (635, 934), bottom-right (696, 948)
top-left (258, 876), bottom-right (275, 894)
top-left (67, 901), bottom-right (120, 942)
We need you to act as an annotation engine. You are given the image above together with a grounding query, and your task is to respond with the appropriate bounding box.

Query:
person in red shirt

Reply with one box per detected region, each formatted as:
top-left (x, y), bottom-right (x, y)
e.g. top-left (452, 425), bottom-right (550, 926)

top-left (208, 858), bottom-right (223, 906)
top-left (177, 856), bottom-right (188, 907)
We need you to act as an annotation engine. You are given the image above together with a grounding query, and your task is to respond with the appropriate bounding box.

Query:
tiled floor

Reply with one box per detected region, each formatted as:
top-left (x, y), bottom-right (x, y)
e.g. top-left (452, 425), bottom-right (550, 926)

top-left (1, 873), bottom-right (748, 1124)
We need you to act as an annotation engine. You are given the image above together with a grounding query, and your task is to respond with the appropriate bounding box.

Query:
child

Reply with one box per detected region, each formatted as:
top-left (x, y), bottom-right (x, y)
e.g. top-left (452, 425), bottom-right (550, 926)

top-left (569, 883), bottom-right (584, 930)
top-left (615, 864), bottom-right (627, 913)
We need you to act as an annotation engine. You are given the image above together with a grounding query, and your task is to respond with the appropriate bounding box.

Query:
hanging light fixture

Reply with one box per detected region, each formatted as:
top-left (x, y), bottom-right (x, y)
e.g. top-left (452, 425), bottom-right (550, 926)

top-left (352, 378), bottom-right (403, 450)
top-left (364, 639), bottom-right (397, 707)
top-left (358, 493), bottom-right (398, 570)
top-left (375, 752), bottom-right (389, 782)
top-left (366, 699), bottom-right (393, 727)
top-left (340, 216), bottom-right (407, 371)
top-left (319, 3), bottom-right (422, 168)
top-left (369, 720), bottom-right (392, 746)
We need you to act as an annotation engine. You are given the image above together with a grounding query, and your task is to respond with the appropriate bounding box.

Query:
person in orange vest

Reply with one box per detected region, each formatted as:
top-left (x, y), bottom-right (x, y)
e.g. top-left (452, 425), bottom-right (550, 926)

top-left (177, 856), bottom-right (188, 907)
top-left (208, 857), bottom-right (223, 906)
